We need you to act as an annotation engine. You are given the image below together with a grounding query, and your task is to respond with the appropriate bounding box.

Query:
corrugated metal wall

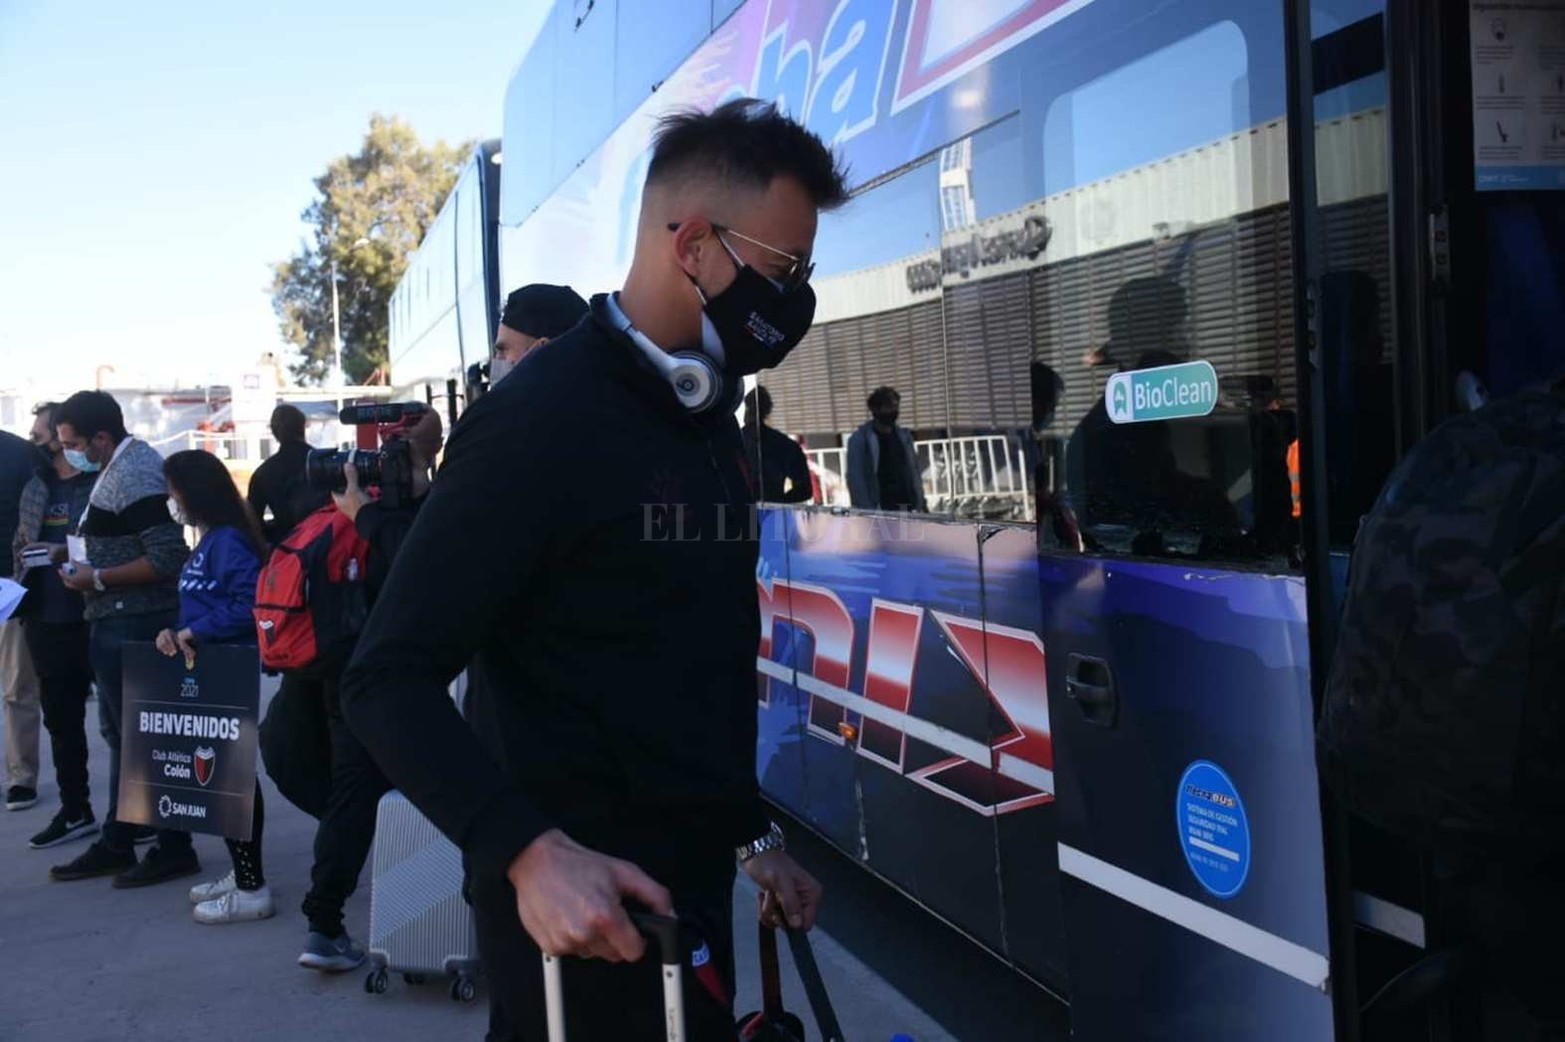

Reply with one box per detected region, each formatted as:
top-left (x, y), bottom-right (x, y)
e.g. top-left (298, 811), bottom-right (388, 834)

top-left (767, 194), bottom-right (1390, 443)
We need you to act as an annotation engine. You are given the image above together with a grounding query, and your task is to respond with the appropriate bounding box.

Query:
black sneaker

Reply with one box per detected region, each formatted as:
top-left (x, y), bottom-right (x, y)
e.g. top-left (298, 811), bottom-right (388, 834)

top-left (112, 843), bottom-right (201, 889)
top-left (129, 825), bottom-right (156, 846)
top-left (29, 808), bottom-right (99, 849)
top-left (50, 839), bottom-right (136, 881)
top-left (5, 786), bottom-right (38, 811)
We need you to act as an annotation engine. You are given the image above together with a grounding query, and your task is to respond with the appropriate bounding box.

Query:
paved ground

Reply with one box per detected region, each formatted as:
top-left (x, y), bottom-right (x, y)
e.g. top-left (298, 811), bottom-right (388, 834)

top-left (0, 679), bottom-right (1068, 1041)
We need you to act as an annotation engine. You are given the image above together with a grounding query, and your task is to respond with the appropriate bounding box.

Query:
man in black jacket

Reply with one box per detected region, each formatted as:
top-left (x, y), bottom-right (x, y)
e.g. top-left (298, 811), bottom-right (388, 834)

top-left (742, 385), bottom-right (812, 503)
top-left (292, 408), bottom-right (442, 972)
top-left (489, 283), bottom-right (589, 387)
top-left (247, 404), bottom-right (327, 545)
top-left (341, 99), bottom-right (848, 1040)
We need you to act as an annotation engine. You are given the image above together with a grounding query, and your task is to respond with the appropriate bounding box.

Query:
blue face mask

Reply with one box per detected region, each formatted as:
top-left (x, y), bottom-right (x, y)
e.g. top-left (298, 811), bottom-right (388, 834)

top-left (63, 448), bottom-right (100, 473)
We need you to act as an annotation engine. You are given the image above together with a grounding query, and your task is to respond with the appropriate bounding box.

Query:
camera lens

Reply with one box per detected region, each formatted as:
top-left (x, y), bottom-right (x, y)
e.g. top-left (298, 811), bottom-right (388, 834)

top-left (304, 447), bottom-right (383, 492)
top-left (353, 451), bottom-right (382, 488)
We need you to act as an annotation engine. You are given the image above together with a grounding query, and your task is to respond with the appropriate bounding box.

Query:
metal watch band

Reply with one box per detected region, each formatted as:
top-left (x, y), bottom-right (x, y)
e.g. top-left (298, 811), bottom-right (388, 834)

top-left (92, 569), bottom-right (106, 592)
top-left (736, 821), bottom-right (785, 863)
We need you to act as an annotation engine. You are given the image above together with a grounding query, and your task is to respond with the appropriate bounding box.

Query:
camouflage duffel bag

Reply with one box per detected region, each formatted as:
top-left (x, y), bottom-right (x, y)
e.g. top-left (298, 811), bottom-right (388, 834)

top-left (1319, 388), bottom-right (1565, 857)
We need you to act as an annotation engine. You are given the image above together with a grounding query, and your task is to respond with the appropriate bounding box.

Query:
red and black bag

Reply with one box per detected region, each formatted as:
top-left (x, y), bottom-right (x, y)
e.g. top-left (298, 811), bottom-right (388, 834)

top-left (254, 506), bottom-right (371, 673)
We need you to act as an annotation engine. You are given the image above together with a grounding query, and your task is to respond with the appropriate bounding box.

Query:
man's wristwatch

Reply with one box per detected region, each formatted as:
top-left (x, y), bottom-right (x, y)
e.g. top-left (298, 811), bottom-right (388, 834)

top-left (736, 821), bottom-right (786, 863)
top-left (91, 568), bottom-right (107, 592)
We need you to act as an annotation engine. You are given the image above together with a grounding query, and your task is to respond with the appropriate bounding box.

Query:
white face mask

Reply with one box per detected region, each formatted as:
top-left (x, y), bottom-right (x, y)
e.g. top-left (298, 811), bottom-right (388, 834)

top-left (489, 356), bottom-right (517, 386)
top-left (167, 497), bottom-right (189, 526)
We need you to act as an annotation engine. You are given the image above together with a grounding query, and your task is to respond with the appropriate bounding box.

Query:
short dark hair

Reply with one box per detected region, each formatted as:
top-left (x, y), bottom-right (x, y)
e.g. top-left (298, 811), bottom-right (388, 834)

top-left (270, 404), bottom-right (307, 443)
top-left (867, 386), bottom-right (901, 412)
top-left (55, 390), bottom-right (127, 443)
top-left (744, 385), bottom-right (774, 423)
top-left (33, 401), bottom-right (60, 428)
top-left (647, 99), bottom-right (850, 211)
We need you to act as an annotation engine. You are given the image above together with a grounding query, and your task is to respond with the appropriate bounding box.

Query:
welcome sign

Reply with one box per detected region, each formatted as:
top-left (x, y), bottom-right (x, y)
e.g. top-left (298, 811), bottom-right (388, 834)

top-left (118, 643), bottom-right (260, 841)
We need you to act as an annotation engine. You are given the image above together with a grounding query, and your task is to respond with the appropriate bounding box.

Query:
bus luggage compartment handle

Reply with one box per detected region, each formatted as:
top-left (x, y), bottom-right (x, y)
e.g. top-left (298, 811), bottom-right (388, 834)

top-left (1066, 654), bottom-right (1118, 728)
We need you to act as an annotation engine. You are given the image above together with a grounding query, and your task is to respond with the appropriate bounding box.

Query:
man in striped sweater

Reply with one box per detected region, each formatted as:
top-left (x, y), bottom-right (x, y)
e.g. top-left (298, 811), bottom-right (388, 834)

top-left (45, 391), bottom-right (198, 887)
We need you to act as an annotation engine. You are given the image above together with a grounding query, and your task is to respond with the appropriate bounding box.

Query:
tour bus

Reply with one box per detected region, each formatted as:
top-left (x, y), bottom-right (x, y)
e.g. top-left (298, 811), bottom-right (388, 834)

top-left (394, 1), bottom-right (1564, 1036)
top-left (386, 138), bottom-right (502, 422)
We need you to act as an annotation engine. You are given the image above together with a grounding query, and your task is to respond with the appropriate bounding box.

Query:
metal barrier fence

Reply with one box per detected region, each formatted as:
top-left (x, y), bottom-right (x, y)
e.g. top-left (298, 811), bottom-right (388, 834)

top-left (805, 435), bottom-right (1033, 522)
top-left (919, 435), bottom-right (1031, 522)
top-left (148, 430), bottom-right (274, 462)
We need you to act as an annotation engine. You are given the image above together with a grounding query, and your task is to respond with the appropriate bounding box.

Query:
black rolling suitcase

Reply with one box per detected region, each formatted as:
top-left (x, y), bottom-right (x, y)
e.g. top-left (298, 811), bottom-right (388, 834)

top-left (542, 916), bottom-right (846, 1042)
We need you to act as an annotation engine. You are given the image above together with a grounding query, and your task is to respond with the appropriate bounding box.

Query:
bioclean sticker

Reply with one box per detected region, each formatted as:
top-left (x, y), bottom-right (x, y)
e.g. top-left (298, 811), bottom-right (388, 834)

top-left (1106, 361), bottom-right (1219, 424)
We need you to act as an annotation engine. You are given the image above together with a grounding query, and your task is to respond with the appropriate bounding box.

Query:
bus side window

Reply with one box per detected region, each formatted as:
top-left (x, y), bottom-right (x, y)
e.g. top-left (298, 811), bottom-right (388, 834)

top-left (1017, 20), bottom-right (1305, 566)
top-left (757, 159), bottom-right (945, 511)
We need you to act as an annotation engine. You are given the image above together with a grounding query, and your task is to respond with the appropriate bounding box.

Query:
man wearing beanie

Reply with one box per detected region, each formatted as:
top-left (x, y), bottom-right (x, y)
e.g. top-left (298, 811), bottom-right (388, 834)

top-left (489, 284), bottom-right (589, 385)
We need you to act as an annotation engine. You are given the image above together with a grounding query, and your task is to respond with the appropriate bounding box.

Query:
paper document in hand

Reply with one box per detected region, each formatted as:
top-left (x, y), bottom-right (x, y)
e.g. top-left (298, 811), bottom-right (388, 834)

top-left (0, 578), bottom-right (27, 623)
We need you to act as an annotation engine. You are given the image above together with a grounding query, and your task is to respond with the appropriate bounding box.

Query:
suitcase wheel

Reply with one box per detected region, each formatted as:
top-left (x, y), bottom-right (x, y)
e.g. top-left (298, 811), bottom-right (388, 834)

top-left (364, 969), bottom-right (389, 995)
top-left (449, 975), bottom-right (477, 1004)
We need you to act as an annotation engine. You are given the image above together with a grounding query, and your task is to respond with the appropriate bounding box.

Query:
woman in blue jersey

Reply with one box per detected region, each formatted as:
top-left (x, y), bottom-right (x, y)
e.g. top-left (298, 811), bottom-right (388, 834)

top-left (154, 450), bottom-right (272, 924)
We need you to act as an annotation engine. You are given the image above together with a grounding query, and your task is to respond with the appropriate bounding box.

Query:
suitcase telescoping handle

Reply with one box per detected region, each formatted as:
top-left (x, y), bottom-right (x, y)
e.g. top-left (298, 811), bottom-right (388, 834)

top-left (542, 912), bottom-right (686, 1042)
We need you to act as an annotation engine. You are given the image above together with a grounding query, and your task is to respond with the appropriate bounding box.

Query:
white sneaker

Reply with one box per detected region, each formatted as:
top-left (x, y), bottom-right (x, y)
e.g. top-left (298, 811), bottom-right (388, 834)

top-left (194, 884), bottom-right (275, 924)
top-left (189, 870), bottom-right (236, 904)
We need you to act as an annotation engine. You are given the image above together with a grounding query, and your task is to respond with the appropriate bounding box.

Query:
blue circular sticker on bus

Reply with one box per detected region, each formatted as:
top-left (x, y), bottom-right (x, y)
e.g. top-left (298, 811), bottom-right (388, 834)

top-left (1176, 760), bottom-right (1251, 899)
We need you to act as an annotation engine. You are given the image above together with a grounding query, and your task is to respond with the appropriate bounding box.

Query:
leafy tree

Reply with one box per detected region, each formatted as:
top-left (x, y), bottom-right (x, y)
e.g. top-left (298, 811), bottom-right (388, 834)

top-left (271, 115), bottom-right (470, 385)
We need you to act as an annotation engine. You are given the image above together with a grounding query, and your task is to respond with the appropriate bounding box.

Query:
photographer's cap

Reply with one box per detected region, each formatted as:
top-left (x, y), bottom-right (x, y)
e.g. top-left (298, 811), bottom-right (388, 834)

top-left (500, 284), bottom-right (588, 339)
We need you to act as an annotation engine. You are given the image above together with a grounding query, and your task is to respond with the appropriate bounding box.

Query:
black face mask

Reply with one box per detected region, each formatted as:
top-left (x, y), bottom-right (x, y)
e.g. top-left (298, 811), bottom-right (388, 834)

top-left (874, 409), bottom-right (900, 428)
top-left (694, 244), bottom-right (816, 377)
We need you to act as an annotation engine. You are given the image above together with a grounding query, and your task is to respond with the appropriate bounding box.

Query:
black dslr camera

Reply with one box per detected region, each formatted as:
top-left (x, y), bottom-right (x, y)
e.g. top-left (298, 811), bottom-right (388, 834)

top-left (304, 402), bottom-right (427, 510)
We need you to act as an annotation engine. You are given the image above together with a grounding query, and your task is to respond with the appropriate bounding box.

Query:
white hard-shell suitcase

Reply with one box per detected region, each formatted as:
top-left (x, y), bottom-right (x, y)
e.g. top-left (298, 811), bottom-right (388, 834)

top-left (363, 790), bottom-right (482, 1002)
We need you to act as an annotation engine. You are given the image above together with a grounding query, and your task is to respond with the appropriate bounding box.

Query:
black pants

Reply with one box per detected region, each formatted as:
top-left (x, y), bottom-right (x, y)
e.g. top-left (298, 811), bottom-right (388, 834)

top-left (300, 672), bottom-right (389, 937)
top-left (22, 619), bottom-right (93, 816)
top-left (90, 611), bottom-right (190, 853)
top-left (259, 671), bottom-right (332, 819)
top-left (473, 869), bottom-right (738, 1042)
top-left (224, 782), bottom-right (266, 889)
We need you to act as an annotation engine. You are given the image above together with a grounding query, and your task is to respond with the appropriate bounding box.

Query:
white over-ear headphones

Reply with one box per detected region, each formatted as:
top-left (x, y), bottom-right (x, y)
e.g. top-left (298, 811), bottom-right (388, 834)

top-left (603, 294), bottom-right (733, 414)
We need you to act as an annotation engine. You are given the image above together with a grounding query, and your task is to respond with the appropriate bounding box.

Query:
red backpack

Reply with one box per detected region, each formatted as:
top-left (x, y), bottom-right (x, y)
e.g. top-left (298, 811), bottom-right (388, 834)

top-left (254, 506), bottom-right (371, 673)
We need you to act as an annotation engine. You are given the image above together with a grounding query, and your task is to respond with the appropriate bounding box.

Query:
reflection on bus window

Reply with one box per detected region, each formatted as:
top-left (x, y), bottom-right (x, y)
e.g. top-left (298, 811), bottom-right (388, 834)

top-left (845, 386), bottom-right (929, 513)
top-left (760, 159), bottom-right (945, 511)
top-left (753, 4), bottom-right (1390, 564)
top-left (1017, 17), bottom-right (1306, 566)
top-left (1311, 2), bottom-right (1396, 546)
top-left (742, 385), bottom-right (812, 505)
top-left (1320, 270), bottom-right (1393, 545)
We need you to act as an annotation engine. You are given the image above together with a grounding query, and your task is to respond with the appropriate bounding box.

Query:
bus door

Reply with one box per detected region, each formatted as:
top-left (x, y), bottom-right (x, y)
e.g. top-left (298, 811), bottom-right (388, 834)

top-left (1030, 1), bottom-right (1354, 1037)
top-left (1310, 0), bottom-right (1565, 1035)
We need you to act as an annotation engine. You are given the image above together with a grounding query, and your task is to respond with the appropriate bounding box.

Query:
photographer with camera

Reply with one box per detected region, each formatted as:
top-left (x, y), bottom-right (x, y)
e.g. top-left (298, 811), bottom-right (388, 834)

top-left (275, 405), bottom-right (444, 971)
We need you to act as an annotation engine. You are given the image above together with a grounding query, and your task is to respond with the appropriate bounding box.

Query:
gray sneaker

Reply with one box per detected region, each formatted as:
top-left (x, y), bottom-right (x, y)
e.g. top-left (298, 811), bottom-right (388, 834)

top-left (297, 931), bottom-right (365, 973)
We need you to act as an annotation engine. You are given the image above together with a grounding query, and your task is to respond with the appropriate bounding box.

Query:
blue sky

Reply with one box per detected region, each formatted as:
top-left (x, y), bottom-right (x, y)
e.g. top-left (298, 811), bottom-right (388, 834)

top-left (0, 0), bottom-right (548, 395)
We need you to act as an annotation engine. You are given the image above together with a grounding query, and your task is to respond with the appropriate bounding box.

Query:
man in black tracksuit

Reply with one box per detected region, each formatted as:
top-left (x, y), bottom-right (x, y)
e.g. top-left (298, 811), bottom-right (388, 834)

top-left (341, 99), bottom-right (848, 1040)
top-left (247, 404), bottom-right (328, 546)
top-left (293, 408), bottom-right (443, 972)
